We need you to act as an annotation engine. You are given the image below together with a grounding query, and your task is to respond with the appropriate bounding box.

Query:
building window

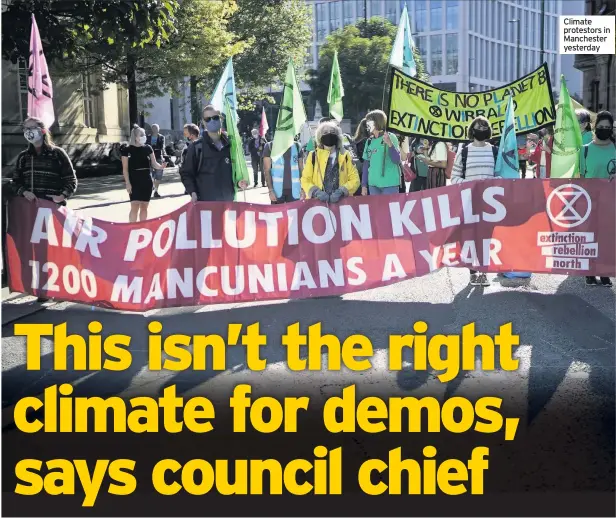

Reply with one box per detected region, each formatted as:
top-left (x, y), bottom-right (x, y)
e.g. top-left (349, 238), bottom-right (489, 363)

top-left (343, 1), bottom-right (354, 26)
top-left (329, 1), bottom-right (341, 32)
top-left (316, 3), bottom-right (327, 41)
top-left (446, 33), bottom-right (458, 74)
top-left (431, 0), bottom-right (442, 31)
top-left (370, 0), bottom-right (382, 17)
top-left (446, 0), bottom-right (458, 30)
top-left (386, 1), bottom-right (398, 23)
top-left (82, 73), bottom-right (95, 128)
top-left (416, 36), bottom-right (428, 67)
top-left (17, 57), bottom-right (28, 122)
top-left (356, 0), bottom-right (366, 20)
top-left (431, 34), bottom-right (442, 75)
top-left (415, 0), bottom-right (426, 33)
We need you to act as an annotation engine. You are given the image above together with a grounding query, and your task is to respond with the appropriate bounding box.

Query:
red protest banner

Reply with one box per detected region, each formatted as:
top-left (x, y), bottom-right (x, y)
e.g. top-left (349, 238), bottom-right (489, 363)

top-left (6, 179), bottom-right (615, 312)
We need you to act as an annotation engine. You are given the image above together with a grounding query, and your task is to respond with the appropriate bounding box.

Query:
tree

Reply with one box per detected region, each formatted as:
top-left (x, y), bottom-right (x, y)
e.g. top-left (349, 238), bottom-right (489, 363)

top-left (307, 18), bottom-right (430, 124)
top-left (2, 0), bottom-right (178, 125)
top-left (226, 0), bottom-right (312, 109)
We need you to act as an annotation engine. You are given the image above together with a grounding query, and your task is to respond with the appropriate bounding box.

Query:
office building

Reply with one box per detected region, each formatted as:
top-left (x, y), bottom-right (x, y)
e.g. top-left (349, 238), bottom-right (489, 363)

top-left (574, 0), bottom-right (615, 113)
top-left (308, 0), bottom-right (565, 92)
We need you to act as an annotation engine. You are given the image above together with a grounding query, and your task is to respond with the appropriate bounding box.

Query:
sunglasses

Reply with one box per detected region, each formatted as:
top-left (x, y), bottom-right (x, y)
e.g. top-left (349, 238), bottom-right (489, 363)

top-left (204, 115), bottom-right (221, 123)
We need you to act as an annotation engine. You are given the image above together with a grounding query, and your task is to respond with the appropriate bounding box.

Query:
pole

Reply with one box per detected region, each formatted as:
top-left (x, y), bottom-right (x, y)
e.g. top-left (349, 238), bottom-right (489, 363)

top-left (539, 0), bottom-right (545, 64)
top-left (364, 0), bottom-right (367, 23)
top-left (516, 21), bottom-right (521, 78)
top-left (381, 64), bottom-right (390, 111)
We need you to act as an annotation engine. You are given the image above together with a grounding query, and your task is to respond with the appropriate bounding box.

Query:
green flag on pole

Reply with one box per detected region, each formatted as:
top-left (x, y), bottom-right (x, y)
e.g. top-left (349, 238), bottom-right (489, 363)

top-left (270, 59), bottom-right (307, 161)
top-left (223, 97), bottom-right (249, 198)
top-left (327, 50), bottom-right (344, 121)
top-left (551, 75), bottom-right (583, 179)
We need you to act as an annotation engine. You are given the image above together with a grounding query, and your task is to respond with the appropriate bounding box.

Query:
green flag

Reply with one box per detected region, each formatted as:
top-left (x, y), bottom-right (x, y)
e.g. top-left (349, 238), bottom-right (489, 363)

top-left (551, 75), bottom-right (583, 179)
top-left (223, 97), bottom-right (249, 198)
top-left (327, 50), bottom-right (344, 121)
top-left (271, 59), bottom-right (307, 161)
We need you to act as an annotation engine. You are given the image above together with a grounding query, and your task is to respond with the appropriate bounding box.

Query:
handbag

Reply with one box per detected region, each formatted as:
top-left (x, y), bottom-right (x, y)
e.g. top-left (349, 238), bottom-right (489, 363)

top-left (402, 159), bottom-right (416, 182)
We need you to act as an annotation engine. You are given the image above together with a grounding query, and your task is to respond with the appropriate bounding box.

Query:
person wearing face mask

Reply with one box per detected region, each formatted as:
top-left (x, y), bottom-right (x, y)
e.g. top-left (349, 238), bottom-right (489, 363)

top-left (530, 127), bottom-right (553, 179)
top-left (121, 125), bottom-right (167, 223)
top-left (576, 109), bottom-right (594, 146)
top-left (181, 105), bottom-right (248, 204)
top-left (450, 116), bottom-right (499, 287)
top-left (146, 124), bottom-right (167, 198)
top-left (12, 117), bottom-right (77, 302)
top-left (361, 110), bottom-right (402, 196)
top-left (301, 121), bottom-right (360, 203)
top-left (181, 124), bottom-right (200, 165)
top-left (579, 111), bottom-right (616, 287)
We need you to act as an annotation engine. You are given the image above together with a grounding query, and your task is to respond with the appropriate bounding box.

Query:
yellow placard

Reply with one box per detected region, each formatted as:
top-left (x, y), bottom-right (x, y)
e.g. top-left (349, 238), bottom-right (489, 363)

top-left (388, 64), bottom-right (556, 142)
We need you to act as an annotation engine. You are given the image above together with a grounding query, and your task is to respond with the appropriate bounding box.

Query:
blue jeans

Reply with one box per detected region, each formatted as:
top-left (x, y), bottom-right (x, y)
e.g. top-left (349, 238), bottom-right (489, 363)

top-left (369, 185), bottom-right (399, 195)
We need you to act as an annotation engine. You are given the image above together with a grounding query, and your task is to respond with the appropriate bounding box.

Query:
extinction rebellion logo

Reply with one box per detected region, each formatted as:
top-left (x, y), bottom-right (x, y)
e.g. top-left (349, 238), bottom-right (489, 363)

top-left (538, 184), bottom-right (597, 271)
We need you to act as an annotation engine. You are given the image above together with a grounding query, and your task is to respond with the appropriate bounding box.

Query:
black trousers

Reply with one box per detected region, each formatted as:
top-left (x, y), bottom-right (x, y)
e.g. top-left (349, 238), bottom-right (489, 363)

top-left (520, 160), bottom-right (527, 178)
top-left (251, 156), bottom-right (263, 185)
top-left (410, 176), bottom-right (427, 192)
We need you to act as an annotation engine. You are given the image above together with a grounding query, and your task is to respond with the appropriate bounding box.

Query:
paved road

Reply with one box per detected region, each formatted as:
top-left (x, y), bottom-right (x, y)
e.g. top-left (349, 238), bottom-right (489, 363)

top-left (2, 165), bottom-right (614, 493)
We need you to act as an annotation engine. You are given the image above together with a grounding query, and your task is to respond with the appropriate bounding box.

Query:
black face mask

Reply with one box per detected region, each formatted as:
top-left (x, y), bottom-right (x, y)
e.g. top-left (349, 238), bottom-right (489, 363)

top-left (321, 133), bottom-right (339, 147)
top-left (473, 129), bottom-right (490, 141)
top-left (595, 128), bottom-right (613, 141)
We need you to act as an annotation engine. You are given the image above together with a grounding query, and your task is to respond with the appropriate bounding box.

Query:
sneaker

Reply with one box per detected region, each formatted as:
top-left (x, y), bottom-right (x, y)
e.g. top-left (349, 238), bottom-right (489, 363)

top-left (600, 277), bottom-right (613, 287)
top-left (470, 273), bottom-right (479, 286)
top-left (585, 276), bottom-right (598, 286)
top-left (153, 191), bottom-right (161, 198)
top-left (477, 273), bottom-right (490, 286)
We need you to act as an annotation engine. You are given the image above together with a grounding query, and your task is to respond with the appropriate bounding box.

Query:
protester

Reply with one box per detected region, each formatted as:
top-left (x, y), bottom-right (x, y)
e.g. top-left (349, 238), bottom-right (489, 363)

top-left (181, 105), bottom-right (248, 203)
top-left (248, 128), bottom-right (265, 188)
top-left (450, 116), bottom-right (499, 287)
top-left (361, 109), bottom-right (401, 195)
top-left (146, 124), bottom-right (166, 198)
top-left (516, 134), bottom-right (532, 178)
top-left (181, 124), bottom-right (200, 163)
top-left (409, 139), bottom-right (429, 192)
top-left (421, 138), bottom-right (448, 189)
top-left (576, 109), bottom-right (594, 146)
top-left (392, 132), bottom-right (410, 193)
top-left (352, 118), bottom-right (369, 195)
top-left (301, 121), bottom-right (360, 203)
top-left (122, 125), bottom-right (167, 223)
top-left (262, 134), bottom-right (304, 204)
top-left (530, 127), bottom-right (553, 178)
top-left (13, 117), bottom-right (78, 303)
top-left (579, 111), bottom-right (616, 287)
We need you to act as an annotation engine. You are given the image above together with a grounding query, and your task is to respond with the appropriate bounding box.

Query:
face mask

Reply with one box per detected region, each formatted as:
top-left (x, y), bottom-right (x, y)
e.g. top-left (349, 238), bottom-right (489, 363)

top-left (24, 128), bottom-right (43, 144)
top-left (206, 119), bottom-right (222, 133)
top-left (595, 128), bottom-right (613, 141)
top-left (473, 129), bottom-right (489, 141)
top-left (321, 133), bottom-right (339, 147)
top-left (138, 136), bottom-right (147, 145)
top-left (366, 121), bottom-right (375, 133)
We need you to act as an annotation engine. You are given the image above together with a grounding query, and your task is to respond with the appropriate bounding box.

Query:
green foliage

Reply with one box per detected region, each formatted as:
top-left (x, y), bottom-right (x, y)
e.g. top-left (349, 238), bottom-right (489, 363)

top-left (307, 18), bottom-right (430, 123)
top-left (228, 0), bottom-right (312, 108)
top-left (2, 0), bottom-right (178, 64)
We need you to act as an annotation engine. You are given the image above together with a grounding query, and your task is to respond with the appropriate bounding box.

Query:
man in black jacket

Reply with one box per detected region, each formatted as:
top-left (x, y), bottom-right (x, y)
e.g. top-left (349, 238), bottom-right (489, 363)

top-left (146, 124), bottom-right (166, 198)
top-left (248, 128), bottom-right (265, 188)
top-left (180, 105), bottom-right (248, 202)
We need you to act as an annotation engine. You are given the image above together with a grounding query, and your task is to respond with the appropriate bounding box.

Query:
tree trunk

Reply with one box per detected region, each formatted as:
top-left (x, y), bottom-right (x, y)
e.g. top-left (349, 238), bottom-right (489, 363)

top-left (127, 54), bottom-right (138, 126)
top-left (190, 76), bottom-right (200, 123)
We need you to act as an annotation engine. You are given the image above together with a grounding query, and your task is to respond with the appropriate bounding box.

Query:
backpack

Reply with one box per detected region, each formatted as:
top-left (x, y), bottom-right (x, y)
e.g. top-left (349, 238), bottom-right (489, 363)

top-left (445, 146), bottom-right (456, 179)
top-left (461, 144), bottom-right (499, 179)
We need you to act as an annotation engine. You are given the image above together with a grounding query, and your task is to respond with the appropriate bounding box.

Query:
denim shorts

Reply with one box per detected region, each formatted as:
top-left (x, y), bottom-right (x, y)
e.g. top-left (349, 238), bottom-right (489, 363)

top-left (151, 169), bottom-right (164, 181)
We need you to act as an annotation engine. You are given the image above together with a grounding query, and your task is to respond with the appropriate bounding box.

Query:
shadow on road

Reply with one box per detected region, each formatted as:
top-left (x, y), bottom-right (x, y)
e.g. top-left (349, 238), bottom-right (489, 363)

top-left (2, 279), bottom-right (614, 442)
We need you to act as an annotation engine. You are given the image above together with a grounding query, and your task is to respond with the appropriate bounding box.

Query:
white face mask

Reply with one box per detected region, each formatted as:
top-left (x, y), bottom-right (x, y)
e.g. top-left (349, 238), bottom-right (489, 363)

top-left (138, 136), bottom-right (147, 145)
top-left (366, 121), bottom-right (375, 133)
top-left (24, 128), bottom-right (43, 144)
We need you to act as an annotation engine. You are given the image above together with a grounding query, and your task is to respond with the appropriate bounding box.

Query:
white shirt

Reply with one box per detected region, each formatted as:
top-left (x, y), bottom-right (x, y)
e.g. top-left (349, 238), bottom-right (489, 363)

top-left (450, 143), bottom-right (497, 184)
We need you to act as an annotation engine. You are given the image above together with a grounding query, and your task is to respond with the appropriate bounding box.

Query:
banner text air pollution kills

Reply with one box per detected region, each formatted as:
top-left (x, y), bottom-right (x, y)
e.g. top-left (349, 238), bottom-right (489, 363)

top-left (6, 179), bottom-right (615, 311)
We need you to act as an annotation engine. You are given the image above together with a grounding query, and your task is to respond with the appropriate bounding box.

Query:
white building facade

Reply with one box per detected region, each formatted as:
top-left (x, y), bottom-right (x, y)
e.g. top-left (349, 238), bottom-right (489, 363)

top-left (307, 0), bottom-right (566, 93)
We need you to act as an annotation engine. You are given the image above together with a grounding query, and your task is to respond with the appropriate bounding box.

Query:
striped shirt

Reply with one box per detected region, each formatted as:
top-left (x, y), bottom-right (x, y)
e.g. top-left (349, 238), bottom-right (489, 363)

top-left (450, 144), bottom-right (497, 184)
top-left (12, 144), bottom-right (77, 203)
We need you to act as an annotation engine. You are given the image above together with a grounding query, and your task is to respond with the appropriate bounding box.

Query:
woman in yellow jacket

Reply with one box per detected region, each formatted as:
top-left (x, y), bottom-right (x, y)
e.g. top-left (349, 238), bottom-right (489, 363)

top-left (301, 121), bottom-right (360, 203)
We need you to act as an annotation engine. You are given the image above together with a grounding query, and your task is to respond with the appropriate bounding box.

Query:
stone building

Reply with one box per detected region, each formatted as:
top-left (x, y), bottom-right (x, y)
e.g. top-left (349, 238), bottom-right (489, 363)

top-left (574, 0), bottom-right (616, 113)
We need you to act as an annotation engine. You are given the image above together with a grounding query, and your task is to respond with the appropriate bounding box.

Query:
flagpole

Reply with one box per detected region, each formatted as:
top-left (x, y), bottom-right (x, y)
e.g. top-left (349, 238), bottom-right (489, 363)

top-left (381, 63), bottom-right (391, 112)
